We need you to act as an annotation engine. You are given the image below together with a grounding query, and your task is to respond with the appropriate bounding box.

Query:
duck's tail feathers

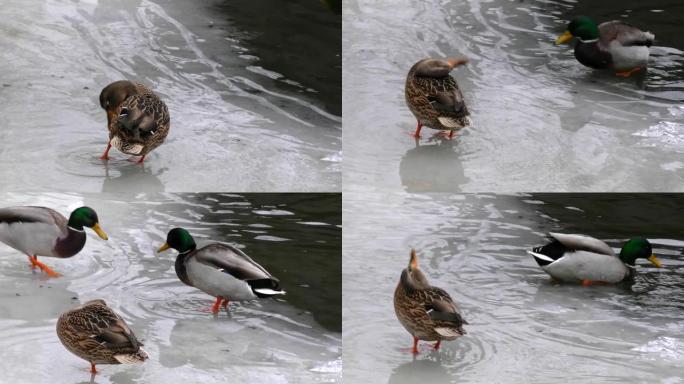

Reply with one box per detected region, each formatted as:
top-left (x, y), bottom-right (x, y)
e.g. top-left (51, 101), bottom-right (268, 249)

top-left (114, 348), bottom-right (149, 364)
top-left (641, 31), bottom-right (655, 47)
top-left (625, 31), bottom-right (655, 47)
top-left (435, 326), bottom-right (466, 338)
top-left (437, 116), bottom-right (464, 129)
top-left (248, 278), bottom-right (285, 297)
top-left (528, 250), bottom-right (555, 267)
top-left (253, 288), bottom-right (286, 296)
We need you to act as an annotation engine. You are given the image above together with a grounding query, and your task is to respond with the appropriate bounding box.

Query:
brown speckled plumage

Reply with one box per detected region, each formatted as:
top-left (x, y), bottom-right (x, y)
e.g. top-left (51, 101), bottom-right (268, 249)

top-left (99, 81), bottom-right (170, 158)
top-left (405, 58), bottom-right (470, 133)
top-left (57, 299), bottom-right (148, 372)
top-left (394, 250), bottom-right (467, 352)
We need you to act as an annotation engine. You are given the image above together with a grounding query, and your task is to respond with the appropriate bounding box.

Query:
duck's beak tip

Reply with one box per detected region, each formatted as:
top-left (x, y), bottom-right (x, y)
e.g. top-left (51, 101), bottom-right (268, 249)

top-left (648, 254), bottom-right (662, 268)
top-left (555, 31), bottom-right (573, 45)
top-left (409, 249), bottom-right (418, 269)
top-left (92, 223), bottom-right (108, 240)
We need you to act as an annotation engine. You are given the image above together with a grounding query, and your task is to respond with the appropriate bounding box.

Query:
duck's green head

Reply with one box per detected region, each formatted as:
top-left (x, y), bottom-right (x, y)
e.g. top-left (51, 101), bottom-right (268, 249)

top-left (157, 227), bottom-right (197, 254)
top-left (68, 207), bottom-right (108, 240)
top-left (619, 237), bottom-right (661, 267)
top-left (556, 16), bottom-right (599, 44)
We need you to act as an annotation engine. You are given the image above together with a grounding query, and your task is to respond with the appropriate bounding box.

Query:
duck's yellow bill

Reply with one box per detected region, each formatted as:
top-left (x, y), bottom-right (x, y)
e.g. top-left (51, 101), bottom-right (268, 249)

top-left (92, 223), bottom-right (108, 240)
top-left (157, 243), bottom-right (171, 253)
top-left (555, 30), bottom-right (573, 45)
top-left (409, 249), bottom-right (418, 270)
top-left (648, 254), bottom-right (662, 268)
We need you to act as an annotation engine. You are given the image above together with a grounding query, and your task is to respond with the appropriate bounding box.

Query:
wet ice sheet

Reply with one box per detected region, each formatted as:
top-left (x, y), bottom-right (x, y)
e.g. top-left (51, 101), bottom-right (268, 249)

top-left (0, 0), bottom-right (341, 192)
top-left (343, 0), bottom-right (684, 193)
top-left (0, 193), bottom-right (341, 383)
top-left (343, 192), bottom-right (684, 383)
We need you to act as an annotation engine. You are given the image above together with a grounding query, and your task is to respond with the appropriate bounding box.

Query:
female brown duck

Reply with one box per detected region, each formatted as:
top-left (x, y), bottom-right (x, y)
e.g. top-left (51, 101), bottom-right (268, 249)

top-left (405, 58), bottom-right (470, 138)
top-left (99, 80), bottom-right (170, 163)
top-left (57, 299), bottom-right (149, 374)
top-left (394, 249), bottom-right (467, 354)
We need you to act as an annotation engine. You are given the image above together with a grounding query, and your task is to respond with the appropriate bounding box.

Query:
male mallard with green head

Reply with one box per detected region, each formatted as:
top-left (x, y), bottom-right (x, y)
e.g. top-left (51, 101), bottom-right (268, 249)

top-left (57, 299), bottom-right (149, 374)
top-left (99, 80), bottom-right (170, 163)
top-left (0, 206), bottom-right (108, 277)
top-left (394, 249), bottom-right (467, 354)
top-left (157, 228), bottom-right (286, 313)
top-left (555, 16), bottom-right (654, 77)
top-left (405, 58), bottom-right (471, 139)
top-left (528, 233), bottom-right (662, 285)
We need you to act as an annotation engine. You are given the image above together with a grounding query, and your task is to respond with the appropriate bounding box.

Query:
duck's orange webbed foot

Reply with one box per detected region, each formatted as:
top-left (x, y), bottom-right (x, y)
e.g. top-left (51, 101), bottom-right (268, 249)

top-left (616, 66), bottom-right (642, 77)
top-left (29, 256), bottom-right (61, 278)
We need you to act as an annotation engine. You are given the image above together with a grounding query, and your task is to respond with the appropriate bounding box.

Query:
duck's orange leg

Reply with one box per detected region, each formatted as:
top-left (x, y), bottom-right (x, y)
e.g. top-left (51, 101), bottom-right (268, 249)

top-left (616, 66), bottom-right (642, 77)
top-left (29, 256), bottom-right (61, 278)
top-left (210, 297), bottom-right (222, 314)
top-left (90, 363), bottom-right (97, 374)
top-left (582, 279), bottom-right (609, 286)
top-left (433, 340), bottom-right (441, 350)
top-left (136, 155), bottom-right (146, 164)
top-left (221, 298), bottom-right (230, 309)
top-left (100, 142), bottom-right (112, 160)
top-left (26, 255), bottom-right (36, 270)
top-left (412, 122), bottom-right (423, 138)
top-left (412, 337), bottom-right (419, 355)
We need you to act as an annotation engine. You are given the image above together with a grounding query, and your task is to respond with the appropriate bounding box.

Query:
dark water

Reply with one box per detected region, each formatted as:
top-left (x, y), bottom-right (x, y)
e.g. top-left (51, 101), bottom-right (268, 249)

top-left (343, 191), bottom-right (684, 383)
top-left (0, 192), bottom-right (341, 383)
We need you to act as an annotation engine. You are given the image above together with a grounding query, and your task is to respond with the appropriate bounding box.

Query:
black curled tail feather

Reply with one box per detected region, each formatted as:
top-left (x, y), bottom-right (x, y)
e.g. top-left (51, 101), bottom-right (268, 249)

top-left (531, 240), bottom-right (567, 267)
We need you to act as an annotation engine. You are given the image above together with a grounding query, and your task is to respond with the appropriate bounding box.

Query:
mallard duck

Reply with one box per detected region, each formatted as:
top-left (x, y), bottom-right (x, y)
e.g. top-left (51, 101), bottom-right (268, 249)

top-left (394, 249), bottom-right (467, 354)
top-left (0, 206), bottom-right (108, 277)
top-left (555, 16), bottom-right (654, 77)
top-left (99, 80), bottom-right (170, 163)
top-left (405, 58), bottom-right (470, 139)
top-left (57, 299), bottom-right (149, 374)
top-left (528, 233), bottom-right (662, 285)
top-left (157, 228), bottom-right (286, 313)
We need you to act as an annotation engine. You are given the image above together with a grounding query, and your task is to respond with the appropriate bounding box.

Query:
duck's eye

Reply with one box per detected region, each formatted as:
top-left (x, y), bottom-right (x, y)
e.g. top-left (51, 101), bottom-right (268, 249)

top-left (119, 108), bottom-right (129, 116)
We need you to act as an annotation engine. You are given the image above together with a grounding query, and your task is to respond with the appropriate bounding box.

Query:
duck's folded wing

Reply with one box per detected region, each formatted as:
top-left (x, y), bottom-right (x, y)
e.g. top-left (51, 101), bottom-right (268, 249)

top-left (0, 206), bottom-right (56, 225)
top-left (92, 321), bottom-right (139, 349)
top-left (599, 21), bottom-right (654, 47)
top-left (194, 244), bottom-right (273, 280)
top-left (428, 88), bottom-right (467, 115)
top-left (426, 288), bottom-right (467, 324)
top-left (428, 299), bottom-right (468, 325)
top-left (549, 233), bottom-right (616, 257)
top-left (67, 302), bottom-right (141, 351)
top-left (0, 206), bottom-right (67, 236)
top-left (425, 289), bottom-right (467, 337)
